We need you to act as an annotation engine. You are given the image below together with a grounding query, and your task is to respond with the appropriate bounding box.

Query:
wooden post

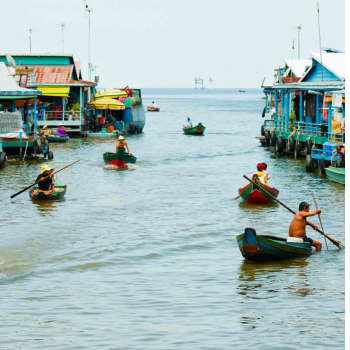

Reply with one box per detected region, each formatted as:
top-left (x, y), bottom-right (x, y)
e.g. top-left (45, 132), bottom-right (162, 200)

top-left (33, 97), bottom-right (37, 134)
top-left (315, 94), bottom-right (319, 124)
top-left (328, 101), bottom-right (332, 141)
top-left (80, 86), bottom-right (83, 123)
top-left (299, 90), bottom-right (303, 122)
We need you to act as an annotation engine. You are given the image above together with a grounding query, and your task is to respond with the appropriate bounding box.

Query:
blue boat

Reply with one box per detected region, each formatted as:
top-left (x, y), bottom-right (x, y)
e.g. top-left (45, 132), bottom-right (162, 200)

top-left (46, 135), bottom-right (69, 143)
top-left (236, 228), bottom-right (312, 262)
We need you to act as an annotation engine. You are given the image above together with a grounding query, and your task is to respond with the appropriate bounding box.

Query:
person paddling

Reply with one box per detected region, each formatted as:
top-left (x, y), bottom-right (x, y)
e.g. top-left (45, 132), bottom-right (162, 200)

top-left (252, 163), bottom-right (268, 185)
top-left (36, 165), bottom-right (55, 192)
top-left (116, 135), bottom-right (131, 155)
top-left (289, 202), bottom-right (322, 251)
top-left (183, 117), bottom-right (193, 128)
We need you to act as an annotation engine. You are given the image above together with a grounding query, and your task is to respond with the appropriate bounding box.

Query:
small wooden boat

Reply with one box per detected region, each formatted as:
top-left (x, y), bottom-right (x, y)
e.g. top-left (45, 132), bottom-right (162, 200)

top-left (46, 135), bottom-right (69, 143)
top-left (103, 149), bottom-right (137, 167)
top-left (239, 90), bottom-right (246, 93)
top-left (236, 228), bottom-right (312, 262)
top-left (325, 167), bottom-right (345, 185)
top-left (238, 175), bottom-right (279, 203)
top-left (87, 131), bottom-right (117, 138)
top-left (183, 123), bottom-right (205, 135)
top-left (29, 179), bottom-right (67, 200)
top-left (147, 107), bottom-right (160, 112)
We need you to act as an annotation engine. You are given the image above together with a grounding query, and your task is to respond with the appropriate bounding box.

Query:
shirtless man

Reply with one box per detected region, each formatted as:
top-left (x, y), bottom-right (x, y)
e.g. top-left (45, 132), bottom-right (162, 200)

top-left (289, 202), bottom-right (322, 251)
top-left (116, 135), bottom-right (131, 155)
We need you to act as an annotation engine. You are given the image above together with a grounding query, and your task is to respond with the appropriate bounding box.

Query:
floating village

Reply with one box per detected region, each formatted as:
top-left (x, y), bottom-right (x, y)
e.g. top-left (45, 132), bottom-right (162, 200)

top-left (0, 2), bottom-right (346, 347)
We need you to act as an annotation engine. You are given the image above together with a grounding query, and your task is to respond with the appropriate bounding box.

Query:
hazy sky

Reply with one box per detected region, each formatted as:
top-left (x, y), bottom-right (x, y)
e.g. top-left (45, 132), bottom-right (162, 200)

top-left (1, 0), bottom-right (345, 88)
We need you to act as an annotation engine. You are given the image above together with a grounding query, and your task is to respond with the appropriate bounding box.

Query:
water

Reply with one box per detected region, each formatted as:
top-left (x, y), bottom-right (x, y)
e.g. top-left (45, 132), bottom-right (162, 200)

top-left (0, 89), bottom-right (345, 349)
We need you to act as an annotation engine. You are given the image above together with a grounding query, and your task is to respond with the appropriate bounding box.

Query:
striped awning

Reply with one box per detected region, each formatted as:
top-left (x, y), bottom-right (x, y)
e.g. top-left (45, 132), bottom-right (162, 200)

top-left (37, 86), bottom-right (70, 97)
top-left (88, 97), bottom-right (125, 110)
top-left (95, 88), bottom-right (128, 99)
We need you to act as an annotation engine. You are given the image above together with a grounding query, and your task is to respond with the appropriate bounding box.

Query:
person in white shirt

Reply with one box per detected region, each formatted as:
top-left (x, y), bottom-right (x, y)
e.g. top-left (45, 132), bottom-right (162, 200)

top-left (183, 117), bottom-right (193, 128)
top-left (152, 101), bottom-right (157, 108)
top-left (262, 162), bottom-right (269, 180)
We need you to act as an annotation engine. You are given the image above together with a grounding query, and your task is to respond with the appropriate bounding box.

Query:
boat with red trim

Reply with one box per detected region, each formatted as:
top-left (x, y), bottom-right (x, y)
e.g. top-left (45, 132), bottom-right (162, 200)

top-left (238, 174), bottom-right (279, 203)
top-left (103, 149), bottom-right (137, 167)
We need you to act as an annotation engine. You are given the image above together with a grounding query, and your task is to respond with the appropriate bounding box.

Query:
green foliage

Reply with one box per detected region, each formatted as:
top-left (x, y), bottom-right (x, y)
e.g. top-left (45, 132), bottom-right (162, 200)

top-left (70, 103), bottom-right (80, 111)
top-left (289, 113), bottom-right (297, 121)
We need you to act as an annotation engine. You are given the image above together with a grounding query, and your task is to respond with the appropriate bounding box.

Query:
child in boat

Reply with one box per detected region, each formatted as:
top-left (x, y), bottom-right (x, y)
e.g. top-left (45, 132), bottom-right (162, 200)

top-left (289, 202), bottom-right (322, 251)
top-left (183, 117), bottom-right (193, 128)
top-left (262, 162), bottom-right (269, 180)
top-left (36, 165), bottom-right (55, 191)
top-left (116, 136), bottom-right (131, 155)
top-left (252, 163), bottom-right (268, 185)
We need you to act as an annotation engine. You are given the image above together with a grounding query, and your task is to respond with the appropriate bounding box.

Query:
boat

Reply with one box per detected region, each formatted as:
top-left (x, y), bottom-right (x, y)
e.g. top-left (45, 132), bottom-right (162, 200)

top-left (46, 135), bottom-right (69, 143)
top-left (147, 107), bottom-right (160, 112)
top-left (325, 167), bottom-right (345, 185)
top-left (238, 175), bottom-right (279, 203)
top-left (103, 148), bottom-right (137, 167)
top-left (236, 228), bottom-right (312, 262)
top-left (183, 123), bottom-right (205, 135)
top-left (29, 179), bottom-right (67, 200)
top-left (86, 131), bottom-right (118, 138)
top-left (239, 90), bottom-right (246, 92)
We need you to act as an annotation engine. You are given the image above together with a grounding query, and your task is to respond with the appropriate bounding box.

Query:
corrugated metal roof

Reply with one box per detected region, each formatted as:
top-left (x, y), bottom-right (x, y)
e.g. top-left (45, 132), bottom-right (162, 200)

top-left (0, 54), bottom-right (73, 57)
top-left (308, 52), bottom-right (345, 81)
top-left (28, 65), bottom-right (73, 84)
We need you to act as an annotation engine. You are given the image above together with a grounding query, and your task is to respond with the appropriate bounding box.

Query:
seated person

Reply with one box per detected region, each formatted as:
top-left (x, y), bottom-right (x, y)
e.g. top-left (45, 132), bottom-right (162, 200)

top-left (56, 123), bottom-right (68, 137)
top-left (36, 165), bottom-right (55, 191)
top-left (152, 101), bottom-right (157, 108)
top-left (116, 136), bottom-right (131, 155)
top-left (252, 163), bottom-right (268, 185)
top-left (183, 117), bottom-right (193, 128)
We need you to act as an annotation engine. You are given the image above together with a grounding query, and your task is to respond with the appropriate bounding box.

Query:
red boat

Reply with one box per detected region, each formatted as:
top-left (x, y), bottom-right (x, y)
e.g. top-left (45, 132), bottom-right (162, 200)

top-left (238, 175), bottom-right (279, 204)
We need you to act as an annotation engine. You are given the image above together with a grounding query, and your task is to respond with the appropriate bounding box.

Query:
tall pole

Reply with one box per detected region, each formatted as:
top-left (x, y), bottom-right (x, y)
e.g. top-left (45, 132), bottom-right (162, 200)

top-left (29, 29), bottom-right (32, 53)
top-left (317, 1), bottom-right (323, 81)
top-left (85, 5), bottom-right (92, 81)
top-left (292, 25), bottom-right (302, 59)
top-left (56, 23), bottom-right (65, 54)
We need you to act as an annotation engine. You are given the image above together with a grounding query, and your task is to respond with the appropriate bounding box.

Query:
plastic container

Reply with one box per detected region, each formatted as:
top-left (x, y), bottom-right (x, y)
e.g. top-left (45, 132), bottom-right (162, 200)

top-left (98, 117), bottom-right (106, 124)
top-left (122, 109), bottom-right (132, 124)
top-left (124, 98), bottom-right (133, 107)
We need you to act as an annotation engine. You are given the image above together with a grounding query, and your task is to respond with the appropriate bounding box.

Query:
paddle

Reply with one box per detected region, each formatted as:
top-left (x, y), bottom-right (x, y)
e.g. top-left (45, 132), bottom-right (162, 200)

top-left (234, 195), bottom-right (241, 200)
top-left (243, 175), bottom-right (345, 249)
top-left (11, 160), bottom-right (80, 199)
top-left (312, 192), bottom-right (328, 250)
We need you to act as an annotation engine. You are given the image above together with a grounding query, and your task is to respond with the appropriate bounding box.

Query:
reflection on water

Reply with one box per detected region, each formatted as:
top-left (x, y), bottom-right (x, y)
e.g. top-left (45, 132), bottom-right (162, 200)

top-left (31, 199), bottom-right (60, 215)
top-left (237, 258), bottom-right (310, 299)
top-left (238, 201), bottom-right (279, 211)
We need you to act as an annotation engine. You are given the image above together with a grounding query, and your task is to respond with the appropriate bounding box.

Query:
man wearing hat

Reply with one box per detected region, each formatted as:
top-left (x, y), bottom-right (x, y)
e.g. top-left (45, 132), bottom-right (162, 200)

top-left (252, 163), bottom-right (268, 185)
top-left (56, 123), bottom-right (67, 138)
top-left (183, 117), bottom-right (193, 128)
top-left (116, 136), bottom-right (131, 155)
top-left (36, 165), bottom-right (55, 191)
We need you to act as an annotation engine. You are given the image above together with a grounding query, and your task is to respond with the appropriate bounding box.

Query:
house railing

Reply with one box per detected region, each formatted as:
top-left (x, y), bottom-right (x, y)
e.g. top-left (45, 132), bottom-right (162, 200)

top-left (39, 111), bottom-right (81, 122)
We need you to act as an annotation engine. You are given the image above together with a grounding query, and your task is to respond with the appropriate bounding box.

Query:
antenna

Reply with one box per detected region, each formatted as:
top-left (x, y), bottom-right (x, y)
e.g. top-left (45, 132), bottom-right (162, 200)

top-left (290, 38), bottom-right (295, 83)
top-left (292, 25), bottom-right (302, 59)
top-left (56, 23), bottom-right (66, 53)
top-left (29, 28), bottom-right (33, 54)
top-left (6, 55), bottom-right (18, 69)
top-left (317, 1), bottom-right (323, 81)
top-left (85, 3), bottom-right (93, 81)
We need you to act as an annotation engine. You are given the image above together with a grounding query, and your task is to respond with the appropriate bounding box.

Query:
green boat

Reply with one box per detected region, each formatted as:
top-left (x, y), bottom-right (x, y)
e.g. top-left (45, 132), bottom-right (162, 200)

top-left (183, 123), bottom-right (205, 135)
top-left (236, 228), bottom-right (312, 262)
top-left (325, 167), bottom-right (345, 185)
top-left (29, 179), bottom-right (67, 200)
top-left (103, 149), bottom-right (137, 167)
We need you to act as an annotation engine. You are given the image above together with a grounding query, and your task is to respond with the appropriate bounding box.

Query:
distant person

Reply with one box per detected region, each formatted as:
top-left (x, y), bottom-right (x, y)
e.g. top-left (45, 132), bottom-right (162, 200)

top-left (152, 101), bottom-right (158, 108)
top-left (183, 117), bottom-right (193, 128)
top-left (252, 163), bottom-right (268, 185)
top-left (116, 135), bottom-right (131, 155)
top-left (289, 202), bottom-right (322, 251)
top-left (57, 123), bottom-right (67, 137)
top-left (36, 165), bottom-right (55, 191)
top-left (262, 162), bottom-right (269, 180)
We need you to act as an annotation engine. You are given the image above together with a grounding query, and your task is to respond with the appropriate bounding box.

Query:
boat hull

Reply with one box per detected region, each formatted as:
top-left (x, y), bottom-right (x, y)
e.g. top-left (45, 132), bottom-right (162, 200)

top-left (29, 180), bottom-right (67, 200)
top-left (236, 228), bottom-right (312, 262)
top-left (103, 149), bottom-right (137, 167)
top-left (238, 176), bottom-right (279, 203)
top-left (87, 132), bottom-right (117, 138)
top-left (183, 123), bottom-right (205, 135)
top-left (147, 107), bottom-right (160, 112)
top-left (46, 136), bottom-right (69, 143)
top-left (325, 167), bottom-right (345, 185)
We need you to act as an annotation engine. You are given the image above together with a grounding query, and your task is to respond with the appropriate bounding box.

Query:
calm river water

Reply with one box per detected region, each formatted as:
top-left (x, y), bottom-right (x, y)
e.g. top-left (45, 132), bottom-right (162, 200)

top-left (0, 89), bottom-right (345, 349)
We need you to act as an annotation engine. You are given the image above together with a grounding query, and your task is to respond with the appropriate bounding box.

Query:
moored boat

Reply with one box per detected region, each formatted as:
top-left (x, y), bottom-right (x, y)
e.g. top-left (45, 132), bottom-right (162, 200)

top-left (238, 175), bottom-right (279, 203)
top-left (29, 179), bottom-right (67, 200)
top-left (183, 123), bottom-right (205, 135)
top-left (46, 135), bottom-right (69, 143)
top-left (103, 149), bottom-right (137, 167)
top-left (236, 228), bottom-right (312, 262)
top-left (87, 131), bottom-right (118, 138)
top-left (147, 107), bottom-right (160, 112)
top-left (325, 167), bottom-right (345, 185)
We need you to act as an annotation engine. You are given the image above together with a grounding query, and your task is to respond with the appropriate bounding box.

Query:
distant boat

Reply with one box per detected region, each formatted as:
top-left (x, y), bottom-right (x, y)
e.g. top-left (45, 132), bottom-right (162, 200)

top-left (46, 135), bottom-right (69, 143)
top-left (183, 123), bottom-right (205, 135)
top-left (147, 107), bottom-right (160, 112)
top-left (239, 90), bottom-right (246, 93)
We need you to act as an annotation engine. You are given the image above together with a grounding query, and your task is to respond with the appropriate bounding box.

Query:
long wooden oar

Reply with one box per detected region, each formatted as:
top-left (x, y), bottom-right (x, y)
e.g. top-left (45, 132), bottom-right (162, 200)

top-left (11, 160), bottom-right (80, 199)
top-left (243, 175), bottom-right (345, 249)
top-left (312, 192), bottom-right (328, 250)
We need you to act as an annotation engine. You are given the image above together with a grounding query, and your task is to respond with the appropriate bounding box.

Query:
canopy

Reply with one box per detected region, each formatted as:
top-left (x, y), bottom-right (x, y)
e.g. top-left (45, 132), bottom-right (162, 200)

top-left (36, 86), bottom-right (70, 97)
top-left (88, 97), bottom-right (126, 110)
top-left (94, 88), bottom-right (128, 99)
top-left (0, 62), bottom-right (41, 97)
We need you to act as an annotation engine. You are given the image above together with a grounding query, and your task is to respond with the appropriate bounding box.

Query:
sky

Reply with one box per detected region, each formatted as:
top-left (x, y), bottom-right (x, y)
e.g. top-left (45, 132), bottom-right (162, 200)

top-left (0, 0), bottom-right (345, 88)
